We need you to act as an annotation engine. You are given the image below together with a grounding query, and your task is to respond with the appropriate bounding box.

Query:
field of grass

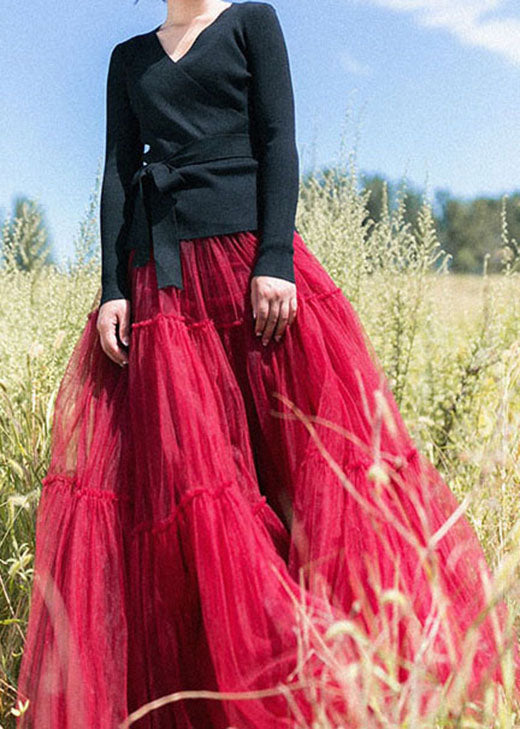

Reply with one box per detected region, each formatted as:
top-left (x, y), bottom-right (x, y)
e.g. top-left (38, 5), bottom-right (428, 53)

top-left (2, 149), bottom-right (520, 727)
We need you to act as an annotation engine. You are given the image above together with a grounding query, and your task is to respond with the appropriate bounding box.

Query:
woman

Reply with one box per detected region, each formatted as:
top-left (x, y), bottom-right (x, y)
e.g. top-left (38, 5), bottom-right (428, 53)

top-left (15, 2), bottom-right (520, 727)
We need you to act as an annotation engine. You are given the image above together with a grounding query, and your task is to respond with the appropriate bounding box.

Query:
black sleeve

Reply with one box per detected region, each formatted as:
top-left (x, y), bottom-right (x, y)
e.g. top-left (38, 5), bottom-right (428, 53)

top-left (99, 42), bottom-right (143, 306)
top-left (245, 1), bottom-right (299, 284)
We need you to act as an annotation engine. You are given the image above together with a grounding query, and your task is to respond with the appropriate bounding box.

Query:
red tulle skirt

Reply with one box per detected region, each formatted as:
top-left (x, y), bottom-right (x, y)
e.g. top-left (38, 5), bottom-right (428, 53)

top-left (15, 229), bottom-right (520, 728)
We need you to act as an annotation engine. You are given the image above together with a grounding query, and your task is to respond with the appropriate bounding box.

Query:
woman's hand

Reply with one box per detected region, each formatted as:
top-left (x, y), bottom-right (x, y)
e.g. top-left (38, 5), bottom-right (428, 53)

top-left (251, 275), bottom-right (297, 346)
top-left (97, 298), bottom-right (131, 367)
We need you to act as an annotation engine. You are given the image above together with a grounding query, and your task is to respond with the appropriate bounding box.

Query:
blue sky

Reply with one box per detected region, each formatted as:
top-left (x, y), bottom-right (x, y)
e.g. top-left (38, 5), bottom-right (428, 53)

top-left (2, 0), bottom-right (520, 264)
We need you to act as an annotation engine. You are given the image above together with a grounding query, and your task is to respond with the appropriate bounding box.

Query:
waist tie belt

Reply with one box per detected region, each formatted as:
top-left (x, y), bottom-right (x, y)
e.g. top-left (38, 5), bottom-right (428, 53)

top-left (126, 132), bottom-right (255, 291)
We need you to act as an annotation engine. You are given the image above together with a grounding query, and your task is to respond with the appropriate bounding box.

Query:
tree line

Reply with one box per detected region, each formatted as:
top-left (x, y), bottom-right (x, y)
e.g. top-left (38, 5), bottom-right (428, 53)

top-left (2, 170), bottom-right (519, 274)
top-left (360, 173), bottom-right (520, 274)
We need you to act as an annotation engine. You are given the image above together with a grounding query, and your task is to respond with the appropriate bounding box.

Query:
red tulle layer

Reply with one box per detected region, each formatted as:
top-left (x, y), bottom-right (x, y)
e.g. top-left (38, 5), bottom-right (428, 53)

top-left (15, 229), bottom-right (520, 728)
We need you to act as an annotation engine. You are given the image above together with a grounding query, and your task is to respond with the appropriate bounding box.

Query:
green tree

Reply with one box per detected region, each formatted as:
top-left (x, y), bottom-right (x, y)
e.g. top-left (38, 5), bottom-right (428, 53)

top-left (1, 196), bottom-right (55, 272)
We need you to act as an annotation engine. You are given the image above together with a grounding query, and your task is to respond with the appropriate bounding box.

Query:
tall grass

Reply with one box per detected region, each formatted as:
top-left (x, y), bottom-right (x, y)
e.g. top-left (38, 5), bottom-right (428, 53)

top-left (2, 134), bottom-right (520, 727)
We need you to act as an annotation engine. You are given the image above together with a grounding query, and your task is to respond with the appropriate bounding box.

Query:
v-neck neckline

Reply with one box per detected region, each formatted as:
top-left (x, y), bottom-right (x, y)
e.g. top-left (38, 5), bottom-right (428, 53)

top-left (151, 2), bottom-right (237, 66)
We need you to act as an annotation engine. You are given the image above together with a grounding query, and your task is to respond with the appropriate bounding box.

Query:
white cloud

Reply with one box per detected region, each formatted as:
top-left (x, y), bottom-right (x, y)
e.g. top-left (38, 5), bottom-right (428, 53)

top-left (366, 0), bottom-right (520, 66)
top-left (338, 49), bottom-right (372, 76)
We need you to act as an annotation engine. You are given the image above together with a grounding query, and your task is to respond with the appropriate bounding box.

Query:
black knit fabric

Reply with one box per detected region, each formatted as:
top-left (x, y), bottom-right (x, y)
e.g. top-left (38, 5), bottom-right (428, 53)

top-left (99, 1), bottom-right (299, 304)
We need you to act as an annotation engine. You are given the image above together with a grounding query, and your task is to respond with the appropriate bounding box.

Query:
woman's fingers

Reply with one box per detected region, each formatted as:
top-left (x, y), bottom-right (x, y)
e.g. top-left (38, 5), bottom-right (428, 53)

top-left (251, 275), bottom-right (297, 345)
top-left (261, 299), bottom-right (280, 346)
top-left (287, 294), bottom-right (297, 327)
top-left (96, 299), bottom-right (131, 367)
top-left (119, 309), bottom-right (132, 349)
top-left (273, 298), bottom-right (290, 342)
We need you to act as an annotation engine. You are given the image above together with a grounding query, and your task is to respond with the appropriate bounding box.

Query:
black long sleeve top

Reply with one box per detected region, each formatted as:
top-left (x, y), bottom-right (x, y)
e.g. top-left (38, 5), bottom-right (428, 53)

top-left (99, 0), bottom-right (299, 305)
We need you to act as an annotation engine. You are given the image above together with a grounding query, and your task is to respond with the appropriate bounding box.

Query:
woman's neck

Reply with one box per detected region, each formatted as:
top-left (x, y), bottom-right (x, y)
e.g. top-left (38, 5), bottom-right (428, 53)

top-left (162, 0), bottom-right (229, 27)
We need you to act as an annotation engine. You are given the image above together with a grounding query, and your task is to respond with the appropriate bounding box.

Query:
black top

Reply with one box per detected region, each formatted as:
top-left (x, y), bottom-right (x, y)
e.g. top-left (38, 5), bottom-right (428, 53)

top-left (99, 0), bottom-right (299, 305)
